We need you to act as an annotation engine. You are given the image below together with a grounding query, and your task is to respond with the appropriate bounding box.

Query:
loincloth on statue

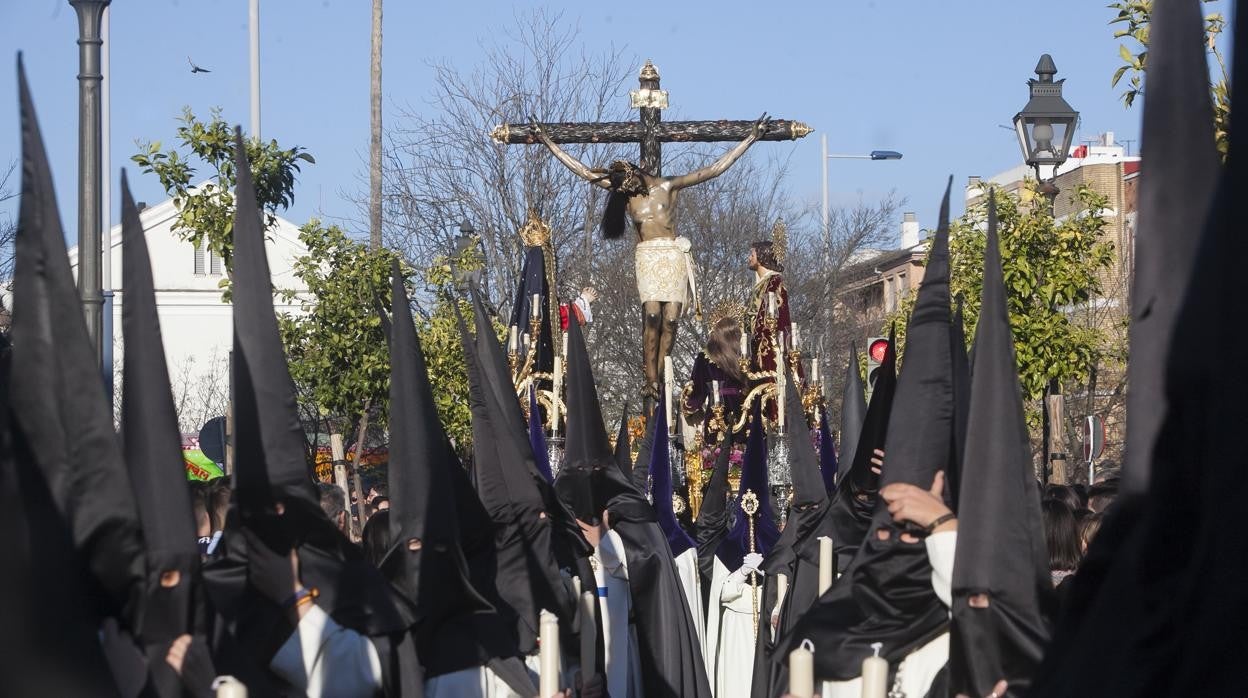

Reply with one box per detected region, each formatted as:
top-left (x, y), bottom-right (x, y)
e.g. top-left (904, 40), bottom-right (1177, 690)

top-left (634, 236), bottom-right (700, 311)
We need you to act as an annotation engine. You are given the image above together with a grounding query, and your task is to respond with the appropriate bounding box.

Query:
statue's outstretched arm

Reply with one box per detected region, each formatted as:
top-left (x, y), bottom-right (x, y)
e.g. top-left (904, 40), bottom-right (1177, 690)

top-left (670, 113), bottom-right (771, 190)
top-left (530, 121), bottom-right (611, 190)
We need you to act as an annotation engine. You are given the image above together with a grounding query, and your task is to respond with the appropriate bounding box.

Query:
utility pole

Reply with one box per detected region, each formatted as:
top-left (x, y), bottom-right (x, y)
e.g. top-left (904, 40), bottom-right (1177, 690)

top-left (250, 0), bottom-right (261, 139)
top-left (101, 5), bottom-right (114, 400)
top-left (369, 0), bottom-right (383, 250)
top-left (70, 0), bottom-right (110, 363)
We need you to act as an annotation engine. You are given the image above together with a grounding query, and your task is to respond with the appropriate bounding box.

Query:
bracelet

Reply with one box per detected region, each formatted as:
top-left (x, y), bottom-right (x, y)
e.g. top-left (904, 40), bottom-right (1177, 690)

top-left (283, 586), bottom-right (319, 610)
top-left (926, 513), bottom-right (956, 534)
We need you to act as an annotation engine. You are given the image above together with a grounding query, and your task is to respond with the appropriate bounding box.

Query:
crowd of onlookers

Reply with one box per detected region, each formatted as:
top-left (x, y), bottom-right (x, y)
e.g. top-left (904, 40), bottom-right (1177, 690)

top-left (1042, 467), bottom-right (1119, 600)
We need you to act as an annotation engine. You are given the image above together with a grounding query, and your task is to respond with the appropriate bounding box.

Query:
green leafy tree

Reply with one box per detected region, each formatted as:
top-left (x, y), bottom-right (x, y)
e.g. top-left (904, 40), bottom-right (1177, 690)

top-left (1109, 0), bottom-right (1229, 156)
top-left (278, 221), bottom-right (403, 457)
top-left (885, 183), bottom-right (1115, 425)
top-left (131, 107), bottom-right (315, 293)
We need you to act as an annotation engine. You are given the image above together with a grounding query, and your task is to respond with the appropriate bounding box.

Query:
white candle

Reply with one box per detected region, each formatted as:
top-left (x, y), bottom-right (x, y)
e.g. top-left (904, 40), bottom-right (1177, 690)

top-left (539, 609), bottom-right (560, 697)
top-left (522, 332), bottom-right (531, 350)
top-left (664, 356), bottom-right (674, 432)
top-left (212, 677), bottom-right (248, 698)
top-left (791, 323), bottom-right (800, 350)
top-left (861, 643), bottom-right (888, 698)
top-left (712, 380), bottom-right (721, 406)
top-left (776, 573), bottom-right (789, 608)
top-left (579, 591), bottom-right (597, 682)
top-left (789, 642), bottom-right (815, 698)
top-left (740, 332), bottom-right (749, 358)
top-left (768, 291), bottom-right (777, 317)
top-left (562, 332), bottom-right (569, 357)
top-left (552, 357), bottom-right (563, 437)
top-left (812, 357), bottom-right (820, 385)
top-left (572, 575), bottom-right (581, 597)
top-left (508, 325), bottom-right (518, 353)
top-left (531, 293), bottom-right (541, 320)
top-left (818, 536), bottom-right (834, 595)
top-left (779, 332), bottom-right (785, 358)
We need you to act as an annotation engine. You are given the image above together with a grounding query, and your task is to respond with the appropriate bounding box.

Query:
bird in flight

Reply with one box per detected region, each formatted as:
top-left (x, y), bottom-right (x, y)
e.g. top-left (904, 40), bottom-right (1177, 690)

top-left (188, 57), bottom-right (211, 74)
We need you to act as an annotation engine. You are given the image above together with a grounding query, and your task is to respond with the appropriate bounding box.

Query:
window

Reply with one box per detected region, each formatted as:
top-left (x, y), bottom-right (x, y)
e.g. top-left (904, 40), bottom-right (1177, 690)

top-left (193, 242), bottom-right (205, 275)
top-left (209, 249), bottom-right (223, 275)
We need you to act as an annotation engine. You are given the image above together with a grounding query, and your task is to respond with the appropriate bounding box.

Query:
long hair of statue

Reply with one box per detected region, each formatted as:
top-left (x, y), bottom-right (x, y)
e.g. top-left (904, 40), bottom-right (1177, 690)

top-left (600, 191), bottom-right (628, 239)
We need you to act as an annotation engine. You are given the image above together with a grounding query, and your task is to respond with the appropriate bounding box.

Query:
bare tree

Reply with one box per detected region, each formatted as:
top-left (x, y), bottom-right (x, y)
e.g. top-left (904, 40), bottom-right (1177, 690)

top-left (168, 350), bottom-right (231, 434)
top-left (0, 160), bottom-right (17, 285)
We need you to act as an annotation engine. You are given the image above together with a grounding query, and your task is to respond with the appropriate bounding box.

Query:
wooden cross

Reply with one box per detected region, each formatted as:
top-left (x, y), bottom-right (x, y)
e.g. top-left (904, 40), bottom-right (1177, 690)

top-left (491, 60), bottom-right (813, 176)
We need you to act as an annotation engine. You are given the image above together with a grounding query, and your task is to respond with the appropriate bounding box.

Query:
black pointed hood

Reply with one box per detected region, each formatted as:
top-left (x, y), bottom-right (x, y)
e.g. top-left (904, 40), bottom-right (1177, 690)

top-left (120, 171), bottom-right (202, 647)
top-left (217, 133), bottom-right (407, 645)
top-left (228, 132), bottom-right (317, 516)
top-left (613, 405), bottom-right (633, 480)
top-left (948, 293), bottom-right (972, 512)
top-left (818, 407), bottom-right (838, 494)
top-left (824, 326), bottom-right (897, 562)
top-left (787, 372), bottom-right (827, 509)
top-left (696, 432), bottom-right (734, 580)
top-left (385, 259), bottom-right (493, 620)
top-left (949, 197), bottom-right (1052, 696)
top-left (2, 56), bottom-right (137, 693)
top-left (645, 397), bottom-right (694, 558)
top-left (456, 293), bottom-right (579, 653)
top-left (838, 342), bottom-right (866, 484)
top-left (776, 179), bottom-right (957, 679)
top-left (1032, 3), bottom-right (1240, 695)
top-left (1122, 0), bottom-right (1218, 497)
top-left (10, 58), bottom-right (147, 628)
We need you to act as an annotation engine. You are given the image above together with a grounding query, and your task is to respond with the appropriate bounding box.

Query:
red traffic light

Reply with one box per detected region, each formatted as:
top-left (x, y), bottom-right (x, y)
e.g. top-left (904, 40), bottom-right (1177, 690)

top-left (868, 338), bottom-right (890, 364)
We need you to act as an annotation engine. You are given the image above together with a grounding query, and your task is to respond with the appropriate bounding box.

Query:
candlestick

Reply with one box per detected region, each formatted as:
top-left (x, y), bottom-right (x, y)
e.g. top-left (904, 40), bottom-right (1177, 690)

top-left (531, 293), bottom-right (541, 320)
top-left (552, 357), bottom-right (563, 437)
top-left (788, 641), bottom-right (815, 698)
top-left (579, 591), bottom-right (597, 682)
top-left (664, 356), bottom-right (674, 433)
top-left (508, 325), bottom-right (518, 353)
top-left (861, 643), bottom-right (888, 698)
top-left (818, 536), bottom-right (834, 595)
top-left (712, 380), bottom-right (721, 406)
top-left (539, 609), bottom-right (560, 697)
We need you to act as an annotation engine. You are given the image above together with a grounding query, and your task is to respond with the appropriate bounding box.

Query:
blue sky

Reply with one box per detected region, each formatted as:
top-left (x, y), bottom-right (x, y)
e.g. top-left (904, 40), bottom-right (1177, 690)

top-left (0, 1), bottom-right (1225, 245)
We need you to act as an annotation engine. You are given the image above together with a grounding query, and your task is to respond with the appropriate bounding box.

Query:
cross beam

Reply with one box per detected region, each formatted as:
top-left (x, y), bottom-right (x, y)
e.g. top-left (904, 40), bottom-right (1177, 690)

top-left (491, 60), bottom-right (813, 175)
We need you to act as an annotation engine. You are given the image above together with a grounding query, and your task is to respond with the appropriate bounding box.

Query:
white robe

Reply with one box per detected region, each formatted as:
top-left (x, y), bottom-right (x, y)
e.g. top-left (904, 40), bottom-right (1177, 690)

top-left (820, 530), bottom-right (958, 698)
top-left (425, 666), bottom-right (528, 698)
top-left (673, 546), bottom-right (706, 653)
top-left (270, 604), bottom-right (382, 698)
top-left (594, 529), bottom-right (644, 698)
top-left (702, 557), bottom-right (760, 698)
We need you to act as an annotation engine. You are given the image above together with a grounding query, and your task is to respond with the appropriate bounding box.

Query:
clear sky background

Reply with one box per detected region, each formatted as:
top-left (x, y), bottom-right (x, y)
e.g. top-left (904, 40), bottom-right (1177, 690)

top-left (0, 1), bottom-right (1226, 248)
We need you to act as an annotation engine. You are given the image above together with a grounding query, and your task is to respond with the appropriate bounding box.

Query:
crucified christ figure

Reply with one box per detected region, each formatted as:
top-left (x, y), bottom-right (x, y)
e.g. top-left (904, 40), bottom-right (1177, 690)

top-left (531, 114), bottom-right (770, 404)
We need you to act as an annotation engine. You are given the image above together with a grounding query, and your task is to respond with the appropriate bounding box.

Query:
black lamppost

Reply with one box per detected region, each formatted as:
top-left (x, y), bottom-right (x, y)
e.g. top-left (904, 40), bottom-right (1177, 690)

top-left (70, 0), bottom-right (110, 363)
top-left (1013, 54), bottom-right (1079, 210)
top-left (1014, 54), bottom-right (1079, 483)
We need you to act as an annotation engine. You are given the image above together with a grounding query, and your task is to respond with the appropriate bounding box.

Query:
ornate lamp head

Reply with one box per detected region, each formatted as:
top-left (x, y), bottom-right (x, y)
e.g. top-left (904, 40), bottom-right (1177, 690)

top-left (770, 218), bottom-right (788, 267)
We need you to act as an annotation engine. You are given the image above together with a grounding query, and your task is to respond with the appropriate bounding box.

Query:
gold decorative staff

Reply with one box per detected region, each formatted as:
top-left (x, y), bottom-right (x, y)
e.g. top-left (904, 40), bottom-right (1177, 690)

top-left (741, 489), bottom-right (761, 642)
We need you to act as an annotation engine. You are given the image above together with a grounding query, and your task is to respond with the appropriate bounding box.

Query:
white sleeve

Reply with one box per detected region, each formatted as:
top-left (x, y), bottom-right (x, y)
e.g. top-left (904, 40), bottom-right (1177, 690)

top-left (574, 295), bottom-right (593, 324)
top-left (924, 530), bottom-right (957, 608)
top-left (269, 604), bottom-right (384, 698)
top-left (720, 569), bottom-right (748, 603)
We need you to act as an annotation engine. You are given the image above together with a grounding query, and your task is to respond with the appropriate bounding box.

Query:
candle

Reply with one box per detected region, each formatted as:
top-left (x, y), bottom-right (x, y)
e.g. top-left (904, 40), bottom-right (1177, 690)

top-left (508, 325), bottom-right (518, 353)
top-left (212, 677), bottom-right (248, 698)
top-left (779, 332), bottom-right (785, 357)
top-left (572, 575), bottom-right (581, 597)
top-left (791, 323), bottom-right (800, 350)
top-left (768, 291), bottom-right (777, 317)
top-left (579, 591), bottom-right (597, 682)
top-left (812, 357), bottom-right (820, 385)
top-left (861, 643), bottom-right (888, 698)
top-left (740, 331), bottom-right (749, 358)
top-left (522, 332), bottom-right (531, 350)
top-left (531, 293), bottom-right (541, 320)
top-left (712, 380), bottom-right (721, 406)
top-left (562, 332), bottom-right (569, 357)
top-left (552, 357), bottom-right (563, 437)
top-left (539, 609), bottom-right (560, 697)
top-left (788, 641), bottom-right (815, 698)
top-left (664, 356), bottom-right (674, 432)
top-left (776, 573), bottom-right (789, 607)
top-left (818, 536), bottom-right (834, 595)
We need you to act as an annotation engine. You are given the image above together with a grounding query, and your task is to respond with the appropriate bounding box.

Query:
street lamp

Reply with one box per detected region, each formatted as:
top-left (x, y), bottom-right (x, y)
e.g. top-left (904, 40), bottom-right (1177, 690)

top-left (1013, 54), bottom-right (1079, 204)
top-left (820, 134), bottom-right (903, 240)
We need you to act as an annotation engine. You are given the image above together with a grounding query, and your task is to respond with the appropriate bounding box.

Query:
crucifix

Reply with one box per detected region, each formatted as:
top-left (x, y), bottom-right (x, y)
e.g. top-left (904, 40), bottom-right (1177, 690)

top-left (491, 60), bottom-right (813, 408)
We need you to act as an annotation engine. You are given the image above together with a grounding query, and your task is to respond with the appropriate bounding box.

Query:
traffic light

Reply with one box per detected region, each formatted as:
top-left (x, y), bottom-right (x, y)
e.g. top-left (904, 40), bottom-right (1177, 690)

top-left (865, 336), bottom-right (890, 400)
